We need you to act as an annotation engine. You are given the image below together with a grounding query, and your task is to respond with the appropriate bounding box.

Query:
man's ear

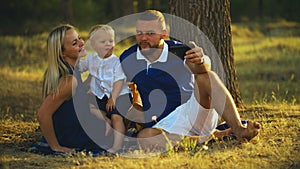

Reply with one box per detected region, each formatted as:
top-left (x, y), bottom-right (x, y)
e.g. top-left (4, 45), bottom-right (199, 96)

top-left (161, 29), bottom-right (167, 39)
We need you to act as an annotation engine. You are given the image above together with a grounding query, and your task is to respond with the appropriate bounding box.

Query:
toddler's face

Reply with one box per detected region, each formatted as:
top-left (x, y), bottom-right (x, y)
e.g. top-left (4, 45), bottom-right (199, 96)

top-left (91, 30), bottom-right (115, 58)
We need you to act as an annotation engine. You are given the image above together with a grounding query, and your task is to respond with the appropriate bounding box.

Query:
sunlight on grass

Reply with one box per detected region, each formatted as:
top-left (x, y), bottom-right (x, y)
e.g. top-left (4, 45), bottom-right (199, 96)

top-left (1, 105), bottom-right (299, 169)
top-left (232, 26), bottom-right (300, 105)
top-left (0, 67), bottom-right (43, 81)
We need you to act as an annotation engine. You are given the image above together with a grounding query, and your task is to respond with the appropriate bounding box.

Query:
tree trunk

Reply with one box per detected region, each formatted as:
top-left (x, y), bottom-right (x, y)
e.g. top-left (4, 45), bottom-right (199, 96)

top-left (61, 0), bottom-right (73, 24)
top-left (168, 0), bottom-right (243, 107)
top-left (110, 0), bottom-right (122, 19)
top-left (122, 0), bottom-right (134, 15)
top-left (152, 0), bottom-right (161, 9)
top-left (138, 0), bottom-right (148, 12)
top-left (258, 0), bottom-right (264, 20)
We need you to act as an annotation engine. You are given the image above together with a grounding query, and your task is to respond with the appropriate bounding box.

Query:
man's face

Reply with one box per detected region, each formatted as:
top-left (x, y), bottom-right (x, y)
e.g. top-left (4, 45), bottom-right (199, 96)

top-left (136, 19), bottom-right (166, 56)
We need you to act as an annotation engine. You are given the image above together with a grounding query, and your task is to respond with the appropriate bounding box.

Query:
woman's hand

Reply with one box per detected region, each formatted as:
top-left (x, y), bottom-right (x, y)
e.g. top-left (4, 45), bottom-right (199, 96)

top-left (52, 145), bottom-right (75, 154)
top-left (104, 47), bottom-right (114, 58)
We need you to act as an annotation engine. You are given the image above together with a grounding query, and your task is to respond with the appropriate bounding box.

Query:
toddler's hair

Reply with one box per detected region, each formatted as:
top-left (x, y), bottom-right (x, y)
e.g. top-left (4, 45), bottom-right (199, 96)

top-left (88, 24), bottom-right (115, 41)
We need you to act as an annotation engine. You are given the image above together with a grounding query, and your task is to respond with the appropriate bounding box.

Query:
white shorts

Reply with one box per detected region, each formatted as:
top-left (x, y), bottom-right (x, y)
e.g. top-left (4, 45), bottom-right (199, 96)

top-left (153, 93), bottom-right (219, 143)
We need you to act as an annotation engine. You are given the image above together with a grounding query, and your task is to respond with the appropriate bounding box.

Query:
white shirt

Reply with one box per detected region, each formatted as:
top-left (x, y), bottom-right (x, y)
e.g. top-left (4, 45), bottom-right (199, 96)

top-left (78, 53), bottom-right (130, 99)
top-left (136, 41), bottom-right (169, 73)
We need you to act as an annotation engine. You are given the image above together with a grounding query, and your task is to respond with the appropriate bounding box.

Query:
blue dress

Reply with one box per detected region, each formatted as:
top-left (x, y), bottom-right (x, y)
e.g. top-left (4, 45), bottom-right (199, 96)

top-left (30, 63), bottom-right (111, 155)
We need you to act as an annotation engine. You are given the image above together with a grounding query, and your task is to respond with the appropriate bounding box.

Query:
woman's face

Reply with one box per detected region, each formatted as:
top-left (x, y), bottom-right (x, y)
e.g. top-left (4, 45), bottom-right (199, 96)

top-left (62, 29), bottom-right (86, 64)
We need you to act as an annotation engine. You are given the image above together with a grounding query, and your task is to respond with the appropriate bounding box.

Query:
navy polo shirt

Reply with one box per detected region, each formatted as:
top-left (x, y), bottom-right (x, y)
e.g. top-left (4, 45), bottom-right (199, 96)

top-left (120, 40), bottom-right (194, 127)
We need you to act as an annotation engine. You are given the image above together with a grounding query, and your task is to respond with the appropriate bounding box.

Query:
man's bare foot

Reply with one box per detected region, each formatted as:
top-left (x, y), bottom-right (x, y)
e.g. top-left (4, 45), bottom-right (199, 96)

top-left (187, 121), bottom-right (260, 144)
top-left (235, 121), bottom-right (261, 141)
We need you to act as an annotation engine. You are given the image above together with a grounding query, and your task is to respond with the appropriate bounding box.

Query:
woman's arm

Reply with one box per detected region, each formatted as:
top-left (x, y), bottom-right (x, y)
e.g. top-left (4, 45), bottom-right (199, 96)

top-left (37, 75), bottom-right (77, 153)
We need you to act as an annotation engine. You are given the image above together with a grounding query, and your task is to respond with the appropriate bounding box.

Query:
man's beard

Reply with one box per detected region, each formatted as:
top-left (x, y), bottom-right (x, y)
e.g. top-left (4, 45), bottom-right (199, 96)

top-left (139, 42), bottom-right (160, 57)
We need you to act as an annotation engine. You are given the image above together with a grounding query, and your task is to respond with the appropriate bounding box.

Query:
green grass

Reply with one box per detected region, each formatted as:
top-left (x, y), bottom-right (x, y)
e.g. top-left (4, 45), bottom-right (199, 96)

top-left (232, 23), bottom-right (300, 104)
top-left (0, 21), bottom-right (300, 168)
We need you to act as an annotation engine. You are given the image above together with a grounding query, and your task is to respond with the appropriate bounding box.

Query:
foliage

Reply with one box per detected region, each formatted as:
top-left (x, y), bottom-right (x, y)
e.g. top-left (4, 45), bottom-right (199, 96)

top-left (231, 0), bottom-right (300, 22)
top-left (1, 0), bottom-right (299, 35)
top-left (0, 0), bottom-right (169, 35)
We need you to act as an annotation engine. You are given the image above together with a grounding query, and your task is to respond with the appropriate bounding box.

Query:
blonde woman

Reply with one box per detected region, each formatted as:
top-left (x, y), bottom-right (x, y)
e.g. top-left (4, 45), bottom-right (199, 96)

top-left (33, 24), bottom-right (107, 155)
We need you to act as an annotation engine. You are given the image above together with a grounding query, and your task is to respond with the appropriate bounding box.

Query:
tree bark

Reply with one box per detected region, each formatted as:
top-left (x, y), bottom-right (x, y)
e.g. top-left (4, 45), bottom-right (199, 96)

top-left (138, 0), bottom-right (148, 12)
top-left (122, 0), bottom-right (134, 15)
top-left (110, 0), bottom-right (122, 19)
top-left (61, 0), bottom-right (73, 24)
top-left (152, 0), bottom-right (161, 9)
top-left (168, 0), bottom-right (243, 107)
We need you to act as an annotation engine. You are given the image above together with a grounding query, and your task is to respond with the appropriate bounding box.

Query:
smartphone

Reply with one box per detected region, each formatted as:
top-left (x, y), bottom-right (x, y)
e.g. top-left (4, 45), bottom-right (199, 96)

top-left (169, 44), bottom-right (194, 60)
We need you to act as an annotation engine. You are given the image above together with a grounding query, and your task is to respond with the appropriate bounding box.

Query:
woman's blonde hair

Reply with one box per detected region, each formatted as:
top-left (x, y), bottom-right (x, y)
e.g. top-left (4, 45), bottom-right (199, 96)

top-left (42, 24), bottom-right (74, 98)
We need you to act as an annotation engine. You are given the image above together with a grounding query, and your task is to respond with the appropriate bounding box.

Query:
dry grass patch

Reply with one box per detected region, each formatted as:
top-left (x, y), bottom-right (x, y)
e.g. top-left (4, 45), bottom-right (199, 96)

top-left (1, 106), bottom-right (299, 169)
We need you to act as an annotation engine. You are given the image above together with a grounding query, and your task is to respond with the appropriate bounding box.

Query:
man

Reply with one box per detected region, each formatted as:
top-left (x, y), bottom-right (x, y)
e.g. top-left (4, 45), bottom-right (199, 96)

top-left (119, 10), bottom-right (260, 150)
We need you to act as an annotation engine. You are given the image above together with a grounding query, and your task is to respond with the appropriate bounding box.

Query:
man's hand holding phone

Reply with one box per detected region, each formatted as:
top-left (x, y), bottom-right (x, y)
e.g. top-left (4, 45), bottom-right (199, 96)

top-left (169, 41), bottom-right (209, 74)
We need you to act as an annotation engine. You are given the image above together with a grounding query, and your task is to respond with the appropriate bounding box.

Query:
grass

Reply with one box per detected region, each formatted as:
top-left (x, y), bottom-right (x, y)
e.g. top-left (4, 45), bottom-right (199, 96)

top-left (1, 108), bottom-right (299, 169)
top-left (232, 22), bottom-right (300, 104)
top-left (0, 21), bottom-right (300, 168)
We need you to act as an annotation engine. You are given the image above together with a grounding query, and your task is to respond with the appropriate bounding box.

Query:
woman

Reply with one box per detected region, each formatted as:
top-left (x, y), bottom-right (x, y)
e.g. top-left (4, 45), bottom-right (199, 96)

top-left (32, 24), bottom-right (107, 155)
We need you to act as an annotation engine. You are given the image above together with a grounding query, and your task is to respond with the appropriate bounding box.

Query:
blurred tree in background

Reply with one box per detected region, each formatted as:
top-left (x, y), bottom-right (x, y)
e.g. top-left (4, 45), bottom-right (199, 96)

top-left (230, 0), bottom-right (300, 22)
top-left (0, 0), bottom-right (299, 35)
top-left (0, 0), bottom-right (168, 35)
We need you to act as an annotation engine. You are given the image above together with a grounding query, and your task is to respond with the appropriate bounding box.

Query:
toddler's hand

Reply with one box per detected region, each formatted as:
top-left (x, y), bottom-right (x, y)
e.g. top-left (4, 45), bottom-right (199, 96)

top-left (106, 97), bottom-right (115, 112)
